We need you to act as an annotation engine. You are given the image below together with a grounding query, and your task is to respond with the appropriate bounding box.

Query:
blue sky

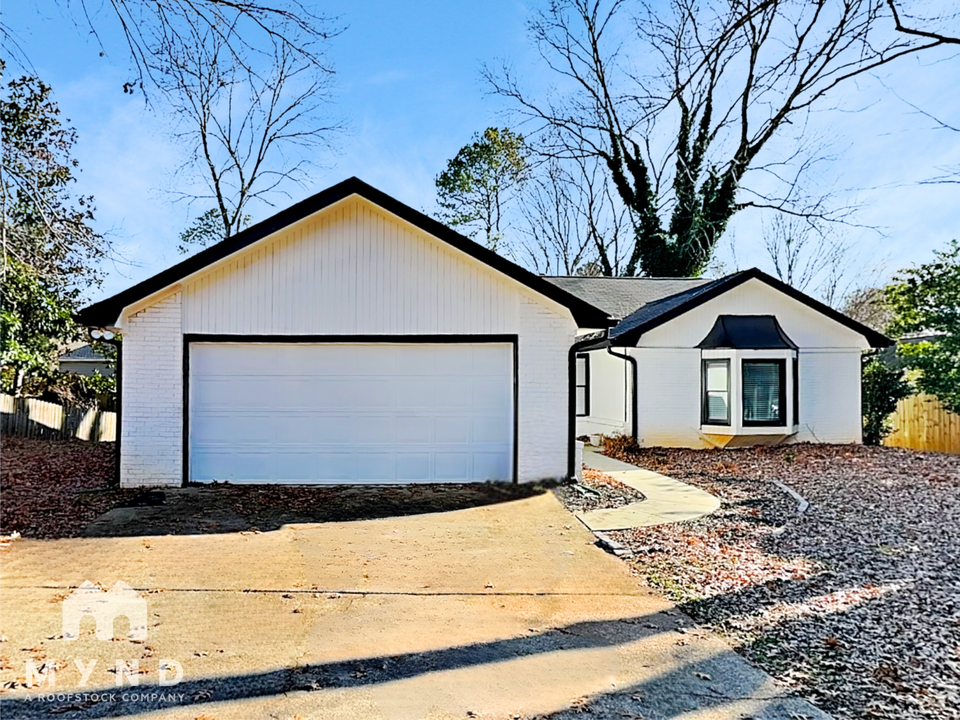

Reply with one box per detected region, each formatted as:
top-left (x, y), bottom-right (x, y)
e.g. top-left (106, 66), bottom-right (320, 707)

top-left (5, 0), bottom-right (959, 303)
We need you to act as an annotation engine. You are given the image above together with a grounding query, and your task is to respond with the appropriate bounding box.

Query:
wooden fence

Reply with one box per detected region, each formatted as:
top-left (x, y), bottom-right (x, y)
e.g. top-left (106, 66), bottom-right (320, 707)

top-left (1, 394), bottom-right (116, 442)
top-left (884, 394), bottom-right (960, 454)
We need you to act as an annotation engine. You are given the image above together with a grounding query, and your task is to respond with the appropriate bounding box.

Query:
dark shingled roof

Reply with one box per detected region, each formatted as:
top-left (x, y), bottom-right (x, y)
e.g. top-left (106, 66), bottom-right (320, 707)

top-left (77, 177), bottom-right (612, 329)
top-left (59, 344), bottom-right (108, 361)
top-left (608, 268), bottom-right (892, 348)
top-left (543, 276), bottom-right (711, 320)
top-left (697, 315), bottom-right (798, 350)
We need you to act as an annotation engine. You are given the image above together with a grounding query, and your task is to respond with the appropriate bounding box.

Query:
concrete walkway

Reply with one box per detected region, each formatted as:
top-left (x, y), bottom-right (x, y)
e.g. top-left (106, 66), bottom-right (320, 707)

top-left (578, 448), bottom-right (721, 531)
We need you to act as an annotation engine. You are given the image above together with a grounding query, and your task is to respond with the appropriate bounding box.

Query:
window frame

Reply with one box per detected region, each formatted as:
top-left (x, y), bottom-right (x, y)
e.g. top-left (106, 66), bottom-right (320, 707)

top-left (575, 353), bottom-right (590, 417)
top-left (701, 358), bottom-right (731, 426)
top-left (741, 358), bottom-right (787, 427)
top-left (792, 355), bottom-right (799, 426)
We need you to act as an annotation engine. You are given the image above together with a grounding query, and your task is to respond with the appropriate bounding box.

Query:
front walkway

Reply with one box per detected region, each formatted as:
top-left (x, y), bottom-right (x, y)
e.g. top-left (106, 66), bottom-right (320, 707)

top-left (578, 448), bottom-right (721, 531)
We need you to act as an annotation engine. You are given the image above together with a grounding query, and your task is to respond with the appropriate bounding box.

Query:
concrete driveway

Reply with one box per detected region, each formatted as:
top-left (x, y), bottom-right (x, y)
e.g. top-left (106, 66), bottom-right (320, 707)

top-left (0, 488), bottom-right (828, 719)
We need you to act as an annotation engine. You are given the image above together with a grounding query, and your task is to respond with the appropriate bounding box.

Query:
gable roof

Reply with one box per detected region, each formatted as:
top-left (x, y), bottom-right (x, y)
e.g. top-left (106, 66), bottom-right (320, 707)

top-left (59, 344), bottom-right (109, 361)
top-left (609, 268), bottom-right (891, 348)
top-left (543, 276), bottom-right (711, 320)
top-left (77, 177), bottom-right (612, 328)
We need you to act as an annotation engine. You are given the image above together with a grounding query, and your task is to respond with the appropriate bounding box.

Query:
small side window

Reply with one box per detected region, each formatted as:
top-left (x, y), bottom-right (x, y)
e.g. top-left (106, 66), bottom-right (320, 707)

top-left (702, 359), bottom-right (731, 425)
top-left (575, 354), bottom-right (590, 417)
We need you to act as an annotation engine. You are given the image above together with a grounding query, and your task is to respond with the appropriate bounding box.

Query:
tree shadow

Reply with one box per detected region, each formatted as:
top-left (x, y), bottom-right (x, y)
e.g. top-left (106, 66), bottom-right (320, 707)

top-left (1, 611), bottom-right (825, 720)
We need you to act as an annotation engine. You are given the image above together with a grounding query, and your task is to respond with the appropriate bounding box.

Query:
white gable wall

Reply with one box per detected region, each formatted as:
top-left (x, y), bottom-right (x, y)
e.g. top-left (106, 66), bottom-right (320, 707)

top-left (118, 197), bottom-right (577, 487)
top-left (628, 280), bottom-right (865, 447)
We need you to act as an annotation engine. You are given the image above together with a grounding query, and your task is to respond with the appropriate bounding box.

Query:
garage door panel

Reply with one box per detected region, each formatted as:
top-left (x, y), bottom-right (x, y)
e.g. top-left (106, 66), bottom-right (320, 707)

top-left (189, 342), bottom-right (513, 484)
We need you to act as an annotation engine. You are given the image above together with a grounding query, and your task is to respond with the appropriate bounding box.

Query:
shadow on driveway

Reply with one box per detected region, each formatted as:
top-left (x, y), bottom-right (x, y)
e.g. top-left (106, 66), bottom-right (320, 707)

top-left (82, 483), bottom-right (548, 537)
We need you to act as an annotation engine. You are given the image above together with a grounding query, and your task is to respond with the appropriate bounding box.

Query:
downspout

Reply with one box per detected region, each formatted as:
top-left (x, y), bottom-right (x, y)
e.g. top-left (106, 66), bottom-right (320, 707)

top-left (568, 330), bottom-right (608, 479)
top-left (607, 345), bottom-right (638, 442)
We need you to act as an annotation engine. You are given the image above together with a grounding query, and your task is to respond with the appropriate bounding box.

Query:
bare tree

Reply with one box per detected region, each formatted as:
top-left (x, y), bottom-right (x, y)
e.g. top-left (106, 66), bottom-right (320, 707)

top-left (157, 21), bottom-right (340, 244)
top-left (4, 0), bottom-right (341, 96)
top-left (485, 0), bottom-right (959, 277)
top-left (519, 154), bottom-right (632, 274)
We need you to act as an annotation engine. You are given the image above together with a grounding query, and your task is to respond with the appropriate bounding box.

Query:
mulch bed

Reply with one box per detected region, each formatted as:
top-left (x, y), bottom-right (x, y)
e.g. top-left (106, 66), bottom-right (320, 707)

top-left (553, 467), bottom-right (645, 513)
top-left (603, 443), bottom-right (960, 720)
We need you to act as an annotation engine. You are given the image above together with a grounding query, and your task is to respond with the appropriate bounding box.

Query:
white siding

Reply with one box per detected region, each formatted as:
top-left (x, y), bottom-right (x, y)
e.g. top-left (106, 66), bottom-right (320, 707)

top-left (795, 350), bottom-right (862, 444)
top-left (121, 293), bottom-right (183, 487)
top-left (119, 197), bottom-right (576, 486)
top-left (580, 278), bottom-right (869, 448)
top-left (575, 349), bottom-right (631, 437)
top-left (637, 279), bottom-right (870, 350)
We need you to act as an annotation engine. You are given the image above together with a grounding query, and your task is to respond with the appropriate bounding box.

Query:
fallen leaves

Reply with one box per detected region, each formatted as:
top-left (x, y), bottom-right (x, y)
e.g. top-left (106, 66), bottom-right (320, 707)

top-left (599, 443), bottom-right (960, 720)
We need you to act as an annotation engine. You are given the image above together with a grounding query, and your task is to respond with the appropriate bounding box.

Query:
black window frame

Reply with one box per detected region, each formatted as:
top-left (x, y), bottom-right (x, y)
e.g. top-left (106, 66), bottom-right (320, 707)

top-left (792, 355), bottom-right (799, 426)
top-left (741, 358), bottom-right (787, 427)
top-left (575, 353), bottom-right (590, 417)
top-left (701, 358), bottom-right (731, 426)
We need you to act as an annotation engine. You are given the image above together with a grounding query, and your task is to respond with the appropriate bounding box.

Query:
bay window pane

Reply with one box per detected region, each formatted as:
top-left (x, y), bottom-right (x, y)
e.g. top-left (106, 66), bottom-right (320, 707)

top-left (743, 361), bottom-right (784, 424)
top-left (702, 359), bottom-right (730, 425)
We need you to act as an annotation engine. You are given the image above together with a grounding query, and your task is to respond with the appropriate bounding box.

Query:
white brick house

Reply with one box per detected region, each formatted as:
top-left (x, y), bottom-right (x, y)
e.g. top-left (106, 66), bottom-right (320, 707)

top-left (78, 178), bottom-right (610, 488)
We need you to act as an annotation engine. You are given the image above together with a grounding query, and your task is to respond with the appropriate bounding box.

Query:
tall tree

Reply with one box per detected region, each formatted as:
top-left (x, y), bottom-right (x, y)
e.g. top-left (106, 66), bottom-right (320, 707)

top-left (486, 0), bottom-right (959, 276)
top-left (885, 240), bottom-right (960, 414)
top-left (0, 68), bottom-right (106, 392)
top-left (435, 128), bottom-right (530, 250)
top-left (159, 23), bottom-right (339, 241)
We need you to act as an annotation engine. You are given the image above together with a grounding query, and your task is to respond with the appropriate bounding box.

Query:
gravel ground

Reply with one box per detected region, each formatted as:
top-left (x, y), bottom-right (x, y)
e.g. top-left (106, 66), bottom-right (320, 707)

top-left (602, 443), bottom-right (960, 720)
top-left (552, 467), bottom-right (645, 513)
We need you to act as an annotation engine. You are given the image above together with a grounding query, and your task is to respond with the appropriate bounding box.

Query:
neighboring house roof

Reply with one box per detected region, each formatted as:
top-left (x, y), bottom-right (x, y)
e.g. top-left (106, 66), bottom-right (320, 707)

top-left (77, 177), bottom-right (612, 329)
top-left (608, 268), bottom-right (891, 348)
top-left (544, 276), bottom-right (711, 320)
top-left (697, 315), bottom-right (798, 350)
top-left (58, 344), bottom-right (108, 362)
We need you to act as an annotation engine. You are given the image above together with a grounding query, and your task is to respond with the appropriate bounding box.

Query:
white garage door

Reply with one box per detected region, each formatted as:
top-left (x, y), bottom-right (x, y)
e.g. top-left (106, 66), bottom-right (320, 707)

top-left (188, 342), bottom-right (515, 484)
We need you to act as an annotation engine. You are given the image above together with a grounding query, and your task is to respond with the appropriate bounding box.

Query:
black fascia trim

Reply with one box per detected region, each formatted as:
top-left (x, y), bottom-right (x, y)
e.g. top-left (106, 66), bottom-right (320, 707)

top-left (741, 358), bottom-right (788, 428)
top-left (182, 333), bottom-right (521, 486)
top-left (77, 177), bottom-right (611, 329)
top-left (610, 268), bottom-right (892, 348)
top-left (575, 353), bottom-right (590, 417)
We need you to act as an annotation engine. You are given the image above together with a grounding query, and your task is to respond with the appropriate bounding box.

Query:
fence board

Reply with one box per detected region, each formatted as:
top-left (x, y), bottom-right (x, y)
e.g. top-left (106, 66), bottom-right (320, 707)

top-left (0, 394), bottom-right (116, 442)
top-left (884, 394), bottom-right (960, 454)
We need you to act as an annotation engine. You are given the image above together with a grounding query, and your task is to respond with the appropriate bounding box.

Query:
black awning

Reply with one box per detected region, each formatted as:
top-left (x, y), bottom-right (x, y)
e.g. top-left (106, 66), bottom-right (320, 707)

top-left (697, 315), bottom-right (798, 350)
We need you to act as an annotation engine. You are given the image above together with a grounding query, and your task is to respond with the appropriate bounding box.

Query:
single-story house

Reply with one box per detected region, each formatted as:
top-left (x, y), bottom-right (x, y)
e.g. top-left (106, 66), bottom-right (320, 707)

top-left (547, 271), bottom-right (891, 448)
top-left (77, 178), bottom-right (890, 488)
top-left (58, 344), bottom-right (114, 377)
top-left (77, 178), bottom-right (611, 488)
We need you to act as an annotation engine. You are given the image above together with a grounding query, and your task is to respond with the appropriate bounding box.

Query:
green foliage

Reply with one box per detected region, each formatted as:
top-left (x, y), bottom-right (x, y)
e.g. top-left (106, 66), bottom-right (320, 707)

top-left (862, 356), bottom-right (911, 446)
top-left (885, 240), bottom-right (960, 414)
top-left (178, 209), bottom-right (228, 254)
top-left (1, 66), bottom-right (104, 389)
top-left (435, 128), bottom-right (529, 250)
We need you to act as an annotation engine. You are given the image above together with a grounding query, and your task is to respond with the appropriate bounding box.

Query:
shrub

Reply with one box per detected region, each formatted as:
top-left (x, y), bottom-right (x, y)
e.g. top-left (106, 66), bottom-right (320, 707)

top-left (862, 356), bottom-right (911, 445)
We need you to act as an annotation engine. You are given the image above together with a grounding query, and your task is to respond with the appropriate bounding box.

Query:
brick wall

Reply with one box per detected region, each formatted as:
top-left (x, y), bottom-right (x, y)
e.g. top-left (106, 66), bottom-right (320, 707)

top-left (518, 295), bottom-right (576, 482)
top-left (120, 293), bottom-right (183, 487)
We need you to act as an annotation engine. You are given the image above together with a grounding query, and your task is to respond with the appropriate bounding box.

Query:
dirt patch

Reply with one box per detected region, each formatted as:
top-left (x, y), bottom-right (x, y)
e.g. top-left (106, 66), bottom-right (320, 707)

top-left (553, 467), bottom-right (645, 513)
top-left (84, 481), bottom-right (546, 536)
top-left (0, 437), bottom-right (546, 539)
top-left (603, 443), bottom-right (960, 720)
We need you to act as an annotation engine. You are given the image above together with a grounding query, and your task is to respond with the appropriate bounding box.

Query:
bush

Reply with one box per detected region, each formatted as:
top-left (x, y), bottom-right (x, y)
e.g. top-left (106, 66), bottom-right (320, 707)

top-left (603, 433), bottom-right (640, 456)
top-left (862, 356), bottom-right (911, 445)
